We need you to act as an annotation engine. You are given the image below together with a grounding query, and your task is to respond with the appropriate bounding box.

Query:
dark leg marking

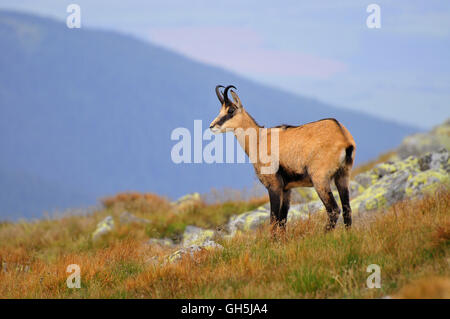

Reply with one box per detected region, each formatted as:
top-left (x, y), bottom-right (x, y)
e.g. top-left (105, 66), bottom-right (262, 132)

top-left (278, 189), bottom-right (291, 229)
top-left (335, 175), bottom-right (352, 228)
top-left (315, 185), bottom-right (341, 231)
top-left (268, 188), bottom-right (282, 227)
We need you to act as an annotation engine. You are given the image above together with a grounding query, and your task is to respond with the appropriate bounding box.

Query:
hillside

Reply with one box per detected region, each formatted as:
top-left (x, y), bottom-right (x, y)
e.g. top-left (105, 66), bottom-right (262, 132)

top-left (0, 120), bottom-right (448, 298)
top-left (0, 10), bottom-right (418, 219)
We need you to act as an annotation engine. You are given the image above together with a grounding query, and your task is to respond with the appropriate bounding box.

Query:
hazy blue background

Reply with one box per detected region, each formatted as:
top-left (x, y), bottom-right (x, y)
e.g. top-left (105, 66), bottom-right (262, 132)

top-left (1, 0), bottom-right (449, 128)
top-left (0, 2), bottom-right (448, 220)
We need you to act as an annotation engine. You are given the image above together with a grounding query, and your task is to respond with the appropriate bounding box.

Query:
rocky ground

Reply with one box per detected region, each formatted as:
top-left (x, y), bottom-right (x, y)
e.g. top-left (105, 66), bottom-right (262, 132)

top-left (1, 119), bottom-right (449, 299)
top-left (92, 119), bottom-right (450, 265)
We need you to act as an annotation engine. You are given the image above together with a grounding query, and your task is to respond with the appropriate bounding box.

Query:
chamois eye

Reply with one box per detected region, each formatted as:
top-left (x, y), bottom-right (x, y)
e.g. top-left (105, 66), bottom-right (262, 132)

top-left (227, 108), bottom-right (234, 114)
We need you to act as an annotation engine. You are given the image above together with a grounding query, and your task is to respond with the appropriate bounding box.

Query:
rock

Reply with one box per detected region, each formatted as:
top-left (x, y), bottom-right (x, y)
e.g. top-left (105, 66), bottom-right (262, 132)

top-left (355, 170), bottom-right (379, 189)
top-left (146, 238), bottom-right (175, 247)
top-left (351, 170), bottom-right (410, 213)
top-left (92, 216), bottom-right (114, 240)
top-left (155, 225), bottom-right (223, 265)
top-left (119, 211), bottom-right (150, 224)
top-left (397, 119), bottom-right (450, 159)
top-left (226, 206), bottom-right (270, 235)
top-left (351, 150), bottom-right (450, 214)
top-left (287, 204), bottom-right (308, 221)
top-left (165, 245), bottom-right (204, 264)
top-left (200, 240), bottom-right (224, 250)
top-left (165, 242), bottom-right (223, 264)
top-left (226, 199), bottom-right (327, 236)
top-left (405, 169), bottom-right (449, 198)
top-left (355, 156), bottom-right (420, 188)
top-left (398, 134), bottom-right (444, 159)
top-left (182, 225), bottom-right (215, 246)
top-left (172, 192), bottom-right (201, 213)
top-left (348, 180), bottom-right (365, 199)
top-left (222, 150), bottom-right (448, 232)
top-left (292, 181), bottom-right (363, 205)
top-left (291, 188), bottom-right (319, 204)
top-left (417, 148), bottom-right (449, 172)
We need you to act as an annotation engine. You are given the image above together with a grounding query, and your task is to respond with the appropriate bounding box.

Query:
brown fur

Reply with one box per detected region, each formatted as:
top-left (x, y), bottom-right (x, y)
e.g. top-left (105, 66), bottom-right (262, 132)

top-left (210, 87), bottom-right (356, 235)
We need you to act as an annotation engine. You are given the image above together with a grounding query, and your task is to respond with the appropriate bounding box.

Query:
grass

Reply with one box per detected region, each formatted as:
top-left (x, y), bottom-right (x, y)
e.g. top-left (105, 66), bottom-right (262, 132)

top-left (0, 186), bottom-right (448, 298)
top-left (101, 191), bottom-right (268, 240)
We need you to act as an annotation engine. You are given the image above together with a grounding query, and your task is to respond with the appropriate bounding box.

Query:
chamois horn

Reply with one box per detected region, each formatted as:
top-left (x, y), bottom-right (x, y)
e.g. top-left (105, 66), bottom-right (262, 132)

top-left (215, 85), bottom-right (225, 104)
top-left (223, 85), bottom-right (236, 105)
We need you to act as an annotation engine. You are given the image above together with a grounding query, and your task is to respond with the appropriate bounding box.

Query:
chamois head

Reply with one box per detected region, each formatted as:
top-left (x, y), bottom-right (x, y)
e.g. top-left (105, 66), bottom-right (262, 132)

top-left (209, 85), bottom-right (244, 133)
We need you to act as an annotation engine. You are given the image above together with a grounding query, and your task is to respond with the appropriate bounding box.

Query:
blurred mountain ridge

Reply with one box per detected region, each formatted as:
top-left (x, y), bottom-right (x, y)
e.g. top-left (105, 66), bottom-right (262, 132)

top-left (0, 10), bottom-right (418, 219)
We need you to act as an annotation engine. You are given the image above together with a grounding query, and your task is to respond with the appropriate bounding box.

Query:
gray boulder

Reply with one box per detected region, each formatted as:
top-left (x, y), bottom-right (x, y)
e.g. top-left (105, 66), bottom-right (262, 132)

top-left (182, 225), bottom-right (216, 246)
top-left (351, 150), bottom-right (449, 214)
top-left (92, 216), bottom-right (114, 240)
top-left (119, 211), bottom-right (150, 224)
top-left (397, 119), bottom-right (449, 159)
top-left (146, 238), bottom-right (175, 247)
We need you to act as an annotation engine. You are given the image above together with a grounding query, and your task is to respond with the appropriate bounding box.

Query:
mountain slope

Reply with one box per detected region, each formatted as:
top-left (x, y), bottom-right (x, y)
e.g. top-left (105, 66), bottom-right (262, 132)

top-left (0, 169), bottom-right (92, 220)
top-left (0, 10), bottom-right (417, 219)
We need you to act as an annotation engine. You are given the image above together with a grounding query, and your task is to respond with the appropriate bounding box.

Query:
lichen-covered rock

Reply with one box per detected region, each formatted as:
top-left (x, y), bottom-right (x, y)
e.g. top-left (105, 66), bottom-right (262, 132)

top-left (351, 149), bottom-right (450, 214)
top-left (146, 238), bottom-right (175, 247)
top-left (92, 216), bottom-right (114, 240)
top-left (293, 180), bottom-right (363, 203)
top-left (397, 119), bottom-right (450, 159)
top-left (200, 240), bottom-right (224, 250)
top-left (355, 156), bottom-right (420, 188)
top-left (119, 211), bottom-right (150, 224)
top-left (354, 170), bottom-right (379, 189)
top-left (351, 170), bottom-right (410, 213)
top-left (172, 193), bottom-right (201, 213)
top-left (166, 245), bottom-right (204, 264)
top-left (287, 204), bottom-right (310, 221)
top-left (405, 169), bottom-right (449, 198)
top-left (182, 225), bottom-right (215, 246)
top-left (165, 242), bottom-right (224, 264)
top-left (417, 148), bottom-right (450, 172)
top-left (348, 180), bottom-right (365, 199)
top-left (292, 188), bottom-right (319, 203)
top-left (226, 206), bottom-right (270, 235)
top-left (293, 185), bottom-right (349, 203)
top-left (226, 199), bottom-right (327, 236)
top-left (155, 225), bottom-right (223, 265)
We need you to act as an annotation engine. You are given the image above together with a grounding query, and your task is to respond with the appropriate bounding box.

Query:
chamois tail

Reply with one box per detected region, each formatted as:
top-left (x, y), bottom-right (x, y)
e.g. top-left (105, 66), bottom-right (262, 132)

top-left (345, 145), bottom-right (355, 166)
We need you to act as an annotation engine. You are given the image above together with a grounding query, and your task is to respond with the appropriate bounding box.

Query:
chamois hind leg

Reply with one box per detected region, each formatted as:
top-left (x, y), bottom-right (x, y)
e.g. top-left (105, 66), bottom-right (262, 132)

top-left (278, 189), bottom-right (291, 229)
top-left (335, 170), bottom-right (352, 228)
top-left (312, 178), bottom-right (341, 231)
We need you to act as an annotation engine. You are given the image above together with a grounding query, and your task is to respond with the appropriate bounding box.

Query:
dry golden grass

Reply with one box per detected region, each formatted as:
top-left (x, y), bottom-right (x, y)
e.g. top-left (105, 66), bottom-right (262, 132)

top-left (0, 187), bottom-right (448, 299)
top-left (101, 192), bottom-right (171, 214)
top-left (393, 277), bottom-right (450, 299)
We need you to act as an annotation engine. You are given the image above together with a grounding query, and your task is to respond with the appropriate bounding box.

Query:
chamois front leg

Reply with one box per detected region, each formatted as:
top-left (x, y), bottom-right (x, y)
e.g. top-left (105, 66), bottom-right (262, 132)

top-left (278, 189), bottom-right (291, 229)
top-left (268, 187), bottom-right (283, 235)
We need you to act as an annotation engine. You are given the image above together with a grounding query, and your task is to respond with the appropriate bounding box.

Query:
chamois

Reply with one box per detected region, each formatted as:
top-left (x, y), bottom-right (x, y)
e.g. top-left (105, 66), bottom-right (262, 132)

top-left (210, 85), bottom-right (356, 234)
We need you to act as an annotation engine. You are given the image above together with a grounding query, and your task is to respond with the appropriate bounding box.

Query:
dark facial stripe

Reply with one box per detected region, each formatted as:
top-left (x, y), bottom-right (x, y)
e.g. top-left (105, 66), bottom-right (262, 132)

top-left (216, 112), bottom-right (234, 126)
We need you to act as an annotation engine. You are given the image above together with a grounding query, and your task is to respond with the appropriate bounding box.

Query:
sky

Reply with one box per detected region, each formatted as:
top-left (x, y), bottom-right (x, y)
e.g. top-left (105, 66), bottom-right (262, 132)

top-left (1, 0), bottom-right (449, 128)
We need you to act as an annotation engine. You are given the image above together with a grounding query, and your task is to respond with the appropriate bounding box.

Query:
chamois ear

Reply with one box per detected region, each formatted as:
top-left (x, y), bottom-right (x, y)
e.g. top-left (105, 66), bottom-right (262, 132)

top-left (230, 90), bottom-right (243, 109)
